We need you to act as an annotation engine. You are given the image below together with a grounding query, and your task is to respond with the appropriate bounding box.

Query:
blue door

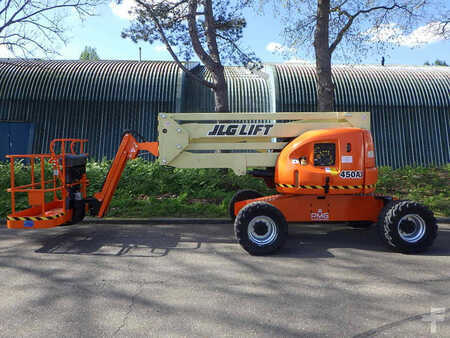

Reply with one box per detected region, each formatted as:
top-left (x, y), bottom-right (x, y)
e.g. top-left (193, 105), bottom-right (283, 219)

top-left (0, 122), bottom-right (35, 160)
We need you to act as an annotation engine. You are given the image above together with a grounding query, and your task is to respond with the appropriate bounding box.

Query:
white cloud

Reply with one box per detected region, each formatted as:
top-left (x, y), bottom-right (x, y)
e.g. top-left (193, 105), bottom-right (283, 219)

top-left (285, 57), bottom-right (312, 64)
top-left (0, 45), bottom-right (14, 58)
top-left (109, 0), bottom-right (137, 20)
top-left (110, 0), bottom-right (187, 20)
top-left (154, 44), bottom-right (166, 52)
top-left (368, 22), bottom-right (449, 47)
top-left (266, 42), bottom-right (282, 52)
top-left (266, 42), bottom-right (295, 54)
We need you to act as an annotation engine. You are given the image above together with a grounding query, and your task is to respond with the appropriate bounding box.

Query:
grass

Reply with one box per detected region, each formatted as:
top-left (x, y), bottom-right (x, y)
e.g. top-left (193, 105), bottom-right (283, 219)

top-left (376, 164), bottom-right (449, 217)
top-left (1, 159), bottom-right (448, 219)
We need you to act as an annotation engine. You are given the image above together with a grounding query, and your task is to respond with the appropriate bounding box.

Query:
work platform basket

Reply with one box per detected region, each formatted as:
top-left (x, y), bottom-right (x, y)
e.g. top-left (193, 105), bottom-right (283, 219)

top-left (6, 139), bottom-right (88, 229)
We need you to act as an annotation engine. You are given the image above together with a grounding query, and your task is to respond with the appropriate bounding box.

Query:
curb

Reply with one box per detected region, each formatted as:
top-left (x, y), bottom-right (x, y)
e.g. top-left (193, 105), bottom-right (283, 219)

top-left (81, 217), bottom-right (231, 225)
top-left (1, 217), bottom-right (449, 225)
top-left (82, 217), bottom-right (450, 225)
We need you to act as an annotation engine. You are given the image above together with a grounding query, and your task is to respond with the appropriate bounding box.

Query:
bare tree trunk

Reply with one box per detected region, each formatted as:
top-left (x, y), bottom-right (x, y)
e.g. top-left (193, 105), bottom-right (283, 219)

top-left (203, 0), bottom-right (229, 112)
top-left (314, 0), bottom-right (334, 112)
top-left (213, 66), bottom-right (229, 112)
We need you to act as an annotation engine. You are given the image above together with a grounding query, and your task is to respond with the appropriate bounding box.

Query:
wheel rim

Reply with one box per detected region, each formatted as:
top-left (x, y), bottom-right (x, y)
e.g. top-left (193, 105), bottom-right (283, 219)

top-left (248, 216), bottom-right (278, 246)
top-left (398, 214), bottom-right (426, 243)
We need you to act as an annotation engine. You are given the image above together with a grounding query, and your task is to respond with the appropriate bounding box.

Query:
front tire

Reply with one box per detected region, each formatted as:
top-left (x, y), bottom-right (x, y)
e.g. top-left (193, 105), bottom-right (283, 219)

top-left (377, 200), bottom-right (437, 253)
top-left (234, 202), bottom-right (287, 255)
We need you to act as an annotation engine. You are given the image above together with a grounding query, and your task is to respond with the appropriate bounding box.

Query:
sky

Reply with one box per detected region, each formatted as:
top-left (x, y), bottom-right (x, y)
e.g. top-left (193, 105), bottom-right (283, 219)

top-left (2, 1), bottom-right (449, 66)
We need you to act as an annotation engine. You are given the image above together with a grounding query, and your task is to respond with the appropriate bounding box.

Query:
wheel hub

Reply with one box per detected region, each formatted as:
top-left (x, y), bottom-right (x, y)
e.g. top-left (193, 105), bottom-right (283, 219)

top-left (253, 222), bottom-right (268, 236)
top-left (398, 214), bottom-right (426, 243)
top-left (248, 216), bottom-right (278, 246)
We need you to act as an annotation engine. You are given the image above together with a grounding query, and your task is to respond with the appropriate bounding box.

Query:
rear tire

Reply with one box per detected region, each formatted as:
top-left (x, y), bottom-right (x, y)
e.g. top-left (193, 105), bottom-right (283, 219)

top-left (229, 189), bottom-right (263, 221)
top-left (377, 200), bottom-right (437, 253)
top-left (234, 202), bottom-right (287, 255)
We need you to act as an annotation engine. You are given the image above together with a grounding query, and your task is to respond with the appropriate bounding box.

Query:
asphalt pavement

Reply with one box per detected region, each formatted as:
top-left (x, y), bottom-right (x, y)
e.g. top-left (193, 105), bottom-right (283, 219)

top-left (0, 221), bottom-right (449, 337)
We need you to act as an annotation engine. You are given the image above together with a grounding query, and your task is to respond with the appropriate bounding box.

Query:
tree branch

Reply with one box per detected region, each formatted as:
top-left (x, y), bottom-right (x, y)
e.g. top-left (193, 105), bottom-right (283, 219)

top-left (8, 1), bottom-right (94, 28)
top-left (1, 0), bottom-right (31, 33)
top-left (135, 0), bottom-right (215, 89)
top-left (0, 0), bottom-right (14, 19)
top-left (216, 32), bottom-right (252, 63)
top-left (329, 3), bottom-right (408, 54)
top-left (186, 0), bottom-right (218, 71)
top-left (203, 0), bottom-right (221, 65)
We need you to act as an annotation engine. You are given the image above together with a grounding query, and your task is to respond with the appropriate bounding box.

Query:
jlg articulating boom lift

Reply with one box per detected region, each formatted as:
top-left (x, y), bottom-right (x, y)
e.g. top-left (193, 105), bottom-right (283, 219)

top-left (6, 112), bottom-right (437, 255)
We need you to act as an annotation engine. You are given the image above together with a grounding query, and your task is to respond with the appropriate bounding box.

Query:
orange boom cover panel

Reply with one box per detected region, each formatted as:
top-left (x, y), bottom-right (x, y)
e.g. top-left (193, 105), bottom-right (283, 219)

top-left (275, 128), bottom-right (377, 195)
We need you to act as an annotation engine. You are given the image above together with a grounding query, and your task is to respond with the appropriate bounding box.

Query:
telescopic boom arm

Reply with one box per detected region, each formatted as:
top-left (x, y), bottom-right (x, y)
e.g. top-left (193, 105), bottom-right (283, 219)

top-left (90, 133), bottom-right (158, 217)
top-left (89, 112), bottom-right (370, 217)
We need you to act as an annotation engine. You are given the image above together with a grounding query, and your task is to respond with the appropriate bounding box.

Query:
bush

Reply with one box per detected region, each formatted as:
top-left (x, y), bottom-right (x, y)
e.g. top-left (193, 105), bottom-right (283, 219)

top-left (1, 160), bottom-right (448, 218)
top-left (377, 164), bottom-right (449, 217)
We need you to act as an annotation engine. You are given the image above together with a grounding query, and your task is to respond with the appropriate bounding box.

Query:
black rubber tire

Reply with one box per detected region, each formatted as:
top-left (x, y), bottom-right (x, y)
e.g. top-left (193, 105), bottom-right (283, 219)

top-left (229, 189), bottom-right (263, 221)
top-left (234, 202), bottom-right (288, 255)
top-left (377, 200), bottom-right (437, 253)
top-left (347, 221), bottom-right (373, 228)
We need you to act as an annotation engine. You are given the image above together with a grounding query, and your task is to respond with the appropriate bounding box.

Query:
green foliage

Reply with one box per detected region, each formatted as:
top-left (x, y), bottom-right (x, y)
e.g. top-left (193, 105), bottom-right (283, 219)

top-left (424, 59), bottom-right (448, 66)
top-left (377, 165), bottom-right (449, 217)
top-left (433, 59), bottom-right (448, 66)
top-left (121, 0), bottom-right (259, 67)
top-left (80, 46), bottom-right (100, 60)
top-left (1, 160), bottom-right (448, 219)
top-left (84, 158), bottom-right (274, 217)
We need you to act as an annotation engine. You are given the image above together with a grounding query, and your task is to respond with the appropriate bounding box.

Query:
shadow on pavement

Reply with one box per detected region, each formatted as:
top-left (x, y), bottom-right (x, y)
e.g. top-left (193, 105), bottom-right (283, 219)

top-left (15, 221), bottom-right (449, 258)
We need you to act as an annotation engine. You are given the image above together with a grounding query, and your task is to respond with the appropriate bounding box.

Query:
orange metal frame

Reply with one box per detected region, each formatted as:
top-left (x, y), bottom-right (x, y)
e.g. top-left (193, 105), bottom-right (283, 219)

top-left (7, 129), bottom-right (385, 229)
top-left (93, 133), bottom-right (158, 217)
top-left (234, 194), bottom-right (385, 223)
top-left (6, 133), bottom-right (159, 229)
top-left (6, 139), bottom-right (88, 229)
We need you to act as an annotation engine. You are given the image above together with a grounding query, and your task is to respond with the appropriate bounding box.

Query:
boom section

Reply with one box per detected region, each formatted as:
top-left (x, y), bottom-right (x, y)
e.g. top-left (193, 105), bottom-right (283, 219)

top-left (93, 133), bottom-right (158, 217)
top-left (157, 112), bottom-right (370, 175)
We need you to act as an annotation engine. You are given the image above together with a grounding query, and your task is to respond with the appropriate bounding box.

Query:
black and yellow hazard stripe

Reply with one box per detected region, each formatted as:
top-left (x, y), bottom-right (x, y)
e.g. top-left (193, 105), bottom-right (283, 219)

top-left (298, 185), bottom-right (324, 189)
top-left (277, 184), bottom-right (376, 190)
top-left (277, 183), bottom-right (296, 188)
top-left (7, 213), bottom-right (65, 222)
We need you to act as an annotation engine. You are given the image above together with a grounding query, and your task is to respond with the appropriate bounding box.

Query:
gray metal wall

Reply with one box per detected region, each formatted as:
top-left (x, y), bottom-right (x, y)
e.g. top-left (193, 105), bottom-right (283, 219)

top-left (181, 66), bottom-right (272, 112)
top-left (271, 64), bottom-right (450, 167)
top-left (0, 60), bottom-right (448, 167)
top-left (0, 60), bottom-right (182, 159)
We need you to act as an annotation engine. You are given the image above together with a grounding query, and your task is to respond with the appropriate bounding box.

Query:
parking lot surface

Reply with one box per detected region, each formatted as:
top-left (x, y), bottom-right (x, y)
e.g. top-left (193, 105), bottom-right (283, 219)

top-left (0, 221), bottom-right (449, 337)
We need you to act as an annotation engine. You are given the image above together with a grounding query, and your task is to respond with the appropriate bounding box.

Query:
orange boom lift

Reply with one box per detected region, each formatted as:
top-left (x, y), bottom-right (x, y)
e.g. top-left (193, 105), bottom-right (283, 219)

top-left (6, 112), bottom-right (437, 255)
top-left (7, 134), bottom-right (158, 229)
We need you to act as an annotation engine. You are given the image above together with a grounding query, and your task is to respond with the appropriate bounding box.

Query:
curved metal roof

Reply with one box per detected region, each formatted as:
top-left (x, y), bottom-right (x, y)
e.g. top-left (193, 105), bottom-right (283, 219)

top-left (181, 66), bottom-right (272, 112)
top-left (271, 64), bottom-right (450, 110)
top-left (0, 60), bottom-right (182, 102)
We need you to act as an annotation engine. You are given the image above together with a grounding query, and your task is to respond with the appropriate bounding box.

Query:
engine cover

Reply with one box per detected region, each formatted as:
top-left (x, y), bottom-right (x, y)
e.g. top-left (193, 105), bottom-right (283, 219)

top-left (274, 128), bottom-right (377, 195)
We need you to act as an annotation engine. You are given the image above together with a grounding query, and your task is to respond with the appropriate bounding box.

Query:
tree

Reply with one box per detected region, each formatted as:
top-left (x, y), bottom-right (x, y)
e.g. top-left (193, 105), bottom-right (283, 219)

top-left (0, 0), bottom-right (100, 58)
top-left (434, 59), bottom-right (448, 66)
top-left (424, 59), bottom-right (449, 66)
top-left (269, 0), bottom-right (448, 111)
top-left (121, 0), bottom-right (259, 112)
top-left (80, 46), bottom-right (100, 60)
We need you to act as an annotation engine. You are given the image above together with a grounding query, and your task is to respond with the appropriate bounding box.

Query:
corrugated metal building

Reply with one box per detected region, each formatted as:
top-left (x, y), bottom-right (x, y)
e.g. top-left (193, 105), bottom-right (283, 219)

top-left (270, 64), bottom-right (449, 167)
top-left (0, 60), bottom-right (448, 167)
top-left (0, 60), bottom-right (182, 159)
